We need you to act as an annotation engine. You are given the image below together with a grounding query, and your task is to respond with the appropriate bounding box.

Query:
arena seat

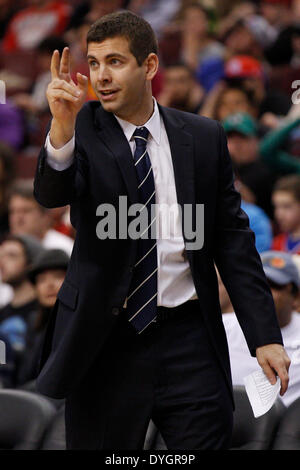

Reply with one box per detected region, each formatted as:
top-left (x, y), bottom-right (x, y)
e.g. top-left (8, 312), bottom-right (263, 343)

top-left (0, 389), bottom-right (56, 449)
top-left (41, 405), bottom-right (66, 450)
top-left (17, 379), bottom-right (65, 410)
top-left (272, 397), bottom-right (300, 449)
top-left (230, 385), bottom-right (286, 449)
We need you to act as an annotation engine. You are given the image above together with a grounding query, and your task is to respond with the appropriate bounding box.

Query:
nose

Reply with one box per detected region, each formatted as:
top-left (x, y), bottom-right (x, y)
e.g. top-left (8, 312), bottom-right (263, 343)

top-left (97, 65), bottom-right (112, 85)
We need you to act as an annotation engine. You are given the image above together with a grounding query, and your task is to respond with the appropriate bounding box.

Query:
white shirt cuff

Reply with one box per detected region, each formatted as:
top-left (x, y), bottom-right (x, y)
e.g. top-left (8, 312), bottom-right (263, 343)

top-left (45, 132), bottom-right (75, 171)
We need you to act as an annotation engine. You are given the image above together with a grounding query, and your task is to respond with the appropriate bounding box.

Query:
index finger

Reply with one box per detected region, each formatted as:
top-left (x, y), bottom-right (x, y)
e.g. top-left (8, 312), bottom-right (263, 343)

top-left (51, 50), bottom-right (60, 79)
top-left (59, 47), bottom-right (70, 76)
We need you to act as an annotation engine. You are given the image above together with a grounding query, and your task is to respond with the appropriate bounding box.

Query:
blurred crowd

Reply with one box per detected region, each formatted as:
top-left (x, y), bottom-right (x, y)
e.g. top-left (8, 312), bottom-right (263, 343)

top-left (0, 0), bottom-right (300, 411)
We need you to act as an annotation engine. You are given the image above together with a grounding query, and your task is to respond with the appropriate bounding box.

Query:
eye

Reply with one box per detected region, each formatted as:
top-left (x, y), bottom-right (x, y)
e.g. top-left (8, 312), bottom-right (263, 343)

top-left (110, 58), bottom-right (121, 65)
top-left (88, 60), bottom-right (98, 68)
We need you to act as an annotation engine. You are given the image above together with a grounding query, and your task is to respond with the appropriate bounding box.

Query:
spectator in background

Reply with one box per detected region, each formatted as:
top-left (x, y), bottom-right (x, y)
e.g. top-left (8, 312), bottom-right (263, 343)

top-left (201, 82), bottom-right (258, 121)
top-left (128, 0), bottom-right (180, 39)
top-left (17, 248), bottom-right (69, 386)
top-left (272, 174), bottom-right (300, 254)
top-left (12, 36), bottom-right (69, 115)
top-left (259, 113), bottom-right (300, 175)
top-left (220, 251), bottom-right (300, 407)
top-left (222, 15), bottom-right (275, 59)
top-left (240, 199), bottom-right (272, 253)
top-left (0, 235), bottom-right (43, 355)
top-left (157, 62), bottom-right (204, 113)
top-left (8, 180), bottom-right (74, 256)
top-left (0, 143), bottom-right (14, 309)
top-left (224, 55), bottom-right (291, 120)
top-left (0, 0), bottom-right (18, 40)
top-left (0, 101), bottom-right (25, 151)
top-left (0, 143), bottom-right (15, 242)
top-left (2, 0), bottom-right (71, 52)
top-left (222, 112), bottom-right (275, 217)
top-left (260, 0), bottom-right (293, 33)
top-left (178, 2), bottom-right (224, 72)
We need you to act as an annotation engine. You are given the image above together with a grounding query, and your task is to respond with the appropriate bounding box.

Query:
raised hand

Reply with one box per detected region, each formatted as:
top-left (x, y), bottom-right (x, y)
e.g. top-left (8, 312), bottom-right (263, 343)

top-left (47, 47), bottom-right (88, 149)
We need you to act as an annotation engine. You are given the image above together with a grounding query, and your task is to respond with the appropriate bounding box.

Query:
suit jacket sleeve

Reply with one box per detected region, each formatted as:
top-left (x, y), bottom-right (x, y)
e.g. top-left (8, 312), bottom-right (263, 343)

top-left (34, 120), bottom-right (88, 208)
top-left (213, 122), bottom-right (283, 356)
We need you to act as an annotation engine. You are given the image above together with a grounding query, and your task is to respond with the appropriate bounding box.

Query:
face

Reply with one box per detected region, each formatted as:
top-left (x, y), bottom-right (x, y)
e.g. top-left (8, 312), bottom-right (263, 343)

top-left (272, 191), bottom-right (300, 233)
top-left (217, 89), bottom-right (252, 121)
top-left (0, 240), bottom-right (27, 285)
top-left (8, 195), bottom-right (49, 238)
top-left (225, 25), bottom-right (255, 54)
top-left (163, 66), bottom-right (192, 103)
top-left (183, 7), bottom-right (208, 36)
top-left (261, 3), bottom-right (281, 25)
top-left (227, 133), bottom-right (258, 164)
top-left (35, 269), bottom-right (66, 308)
top-left (87, 36), bottom-right (158, 123)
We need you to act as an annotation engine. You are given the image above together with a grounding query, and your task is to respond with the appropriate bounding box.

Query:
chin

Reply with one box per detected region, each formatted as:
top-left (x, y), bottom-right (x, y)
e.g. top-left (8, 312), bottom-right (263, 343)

top-left (101, 102), bottom-right (120, 114)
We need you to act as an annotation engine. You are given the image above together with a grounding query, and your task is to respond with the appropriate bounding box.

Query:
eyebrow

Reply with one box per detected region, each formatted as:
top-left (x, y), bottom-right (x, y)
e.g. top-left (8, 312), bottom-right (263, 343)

top-left (87, 53), bottom-right (127, 61)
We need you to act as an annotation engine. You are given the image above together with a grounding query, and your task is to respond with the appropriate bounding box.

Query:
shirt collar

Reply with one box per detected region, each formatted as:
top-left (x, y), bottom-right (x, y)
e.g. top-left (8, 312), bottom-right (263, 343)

top-left (114, 98), bottom-right (161, 145)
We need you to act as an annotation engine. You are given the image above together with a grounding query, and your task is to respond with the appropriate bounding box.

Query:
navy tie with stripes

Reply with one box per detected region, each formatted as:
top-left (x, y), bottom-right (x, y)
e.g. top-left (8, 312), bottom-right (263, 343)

top-left (126, 127), bottom-right (158, 333)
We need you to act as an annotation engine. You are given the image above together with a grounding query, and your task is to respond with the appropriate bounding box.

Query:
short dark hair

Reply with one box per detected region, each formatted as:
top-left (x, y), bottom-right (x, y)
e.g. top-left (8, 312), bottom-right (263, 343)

top-left (273, 174), bottom-right (300, 202)
top-left (86, 11), bottom-right (158, 66)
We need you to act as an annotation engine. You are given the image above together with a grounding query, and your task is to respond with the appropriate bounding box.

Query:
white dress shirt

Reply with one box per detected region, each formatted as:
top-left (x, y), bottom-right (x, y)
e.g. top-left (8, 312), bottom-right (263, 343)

top-left (45, 99), bottom-right (197, 307)
top-left (223, 311), bottom-right (300, 407)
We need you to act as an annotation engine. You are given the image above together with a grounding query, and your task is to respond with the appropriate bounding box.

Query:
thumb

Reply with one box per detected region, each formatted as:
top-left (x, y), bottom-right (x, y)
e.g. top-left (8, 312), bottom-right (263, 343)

top-left (76, 72), bottom-right (88, 92)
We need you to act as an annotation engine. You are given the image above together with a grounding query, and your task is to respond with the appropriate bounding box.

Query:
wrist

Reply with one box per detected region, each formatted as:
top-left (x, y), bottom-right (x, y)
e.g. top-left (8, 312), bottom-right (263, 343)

top-left (50, 118), bottom-right (75, 149)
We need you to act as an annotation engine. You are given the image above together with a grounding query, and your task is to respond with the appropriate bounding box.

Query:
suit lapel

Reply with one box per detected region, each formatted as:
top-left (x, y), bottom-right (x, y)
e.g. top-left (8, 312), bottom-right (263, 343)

top-left (94, 106), bottom-right (139, 205)
top-left (158, 105), bottom-right (196, 243)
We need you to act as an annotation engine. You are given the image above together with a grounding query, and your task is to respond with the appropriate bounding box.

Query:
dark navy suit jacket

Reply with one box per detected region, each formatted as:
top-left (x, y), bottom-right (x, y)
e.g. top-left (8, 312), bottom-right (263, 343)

top-left (33, 101), bottom-right (283, 400)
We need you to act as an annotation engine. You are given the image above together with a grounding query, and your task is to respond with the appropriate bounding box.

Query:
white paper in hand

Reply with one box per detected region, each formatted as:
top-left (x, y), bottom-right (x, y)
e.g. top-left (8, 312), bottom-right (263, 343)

top-left (243, 369), bottom-right (281, 418)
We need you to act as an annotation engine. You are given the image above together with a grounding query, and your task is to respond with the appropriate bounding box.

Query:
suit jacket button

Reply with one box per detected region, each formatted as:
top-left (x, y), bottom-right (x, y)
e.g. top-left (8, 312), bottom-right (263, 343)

top-left (111, 307), bottom-right (119, 316)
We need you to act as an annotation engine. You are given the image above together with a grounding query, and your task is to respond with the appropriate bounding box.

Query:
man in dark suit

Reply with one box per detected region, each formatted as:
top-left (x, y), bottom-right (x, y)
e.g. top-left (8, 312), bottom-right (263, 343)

top-left (34, 11), bottom-right (290, 450)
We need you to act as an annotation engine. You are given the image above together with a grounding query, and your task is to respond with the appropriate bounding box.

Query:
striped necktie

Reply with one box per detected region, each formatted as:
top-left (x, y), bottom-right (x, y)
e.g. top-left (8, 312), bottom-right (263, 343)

top-left (126, 127), bottom-right (158, 333)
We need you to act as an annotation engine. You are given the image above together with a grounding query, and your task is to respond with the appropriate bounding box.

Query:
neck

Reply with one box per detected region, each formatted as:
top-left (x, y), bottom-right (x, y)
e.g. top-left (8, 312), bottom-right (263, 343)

top-left (115, 92), bottom-right (154, 126)
top-left (11, 281), bottom-right (36, 308)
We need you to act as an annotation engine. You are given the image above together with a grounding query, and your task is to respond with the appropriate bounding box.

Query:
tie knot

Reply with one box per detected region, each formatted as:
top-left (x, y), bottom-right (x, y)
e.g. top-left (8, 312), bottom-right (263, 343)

top-left (133, 127), bottom-right (149, 147)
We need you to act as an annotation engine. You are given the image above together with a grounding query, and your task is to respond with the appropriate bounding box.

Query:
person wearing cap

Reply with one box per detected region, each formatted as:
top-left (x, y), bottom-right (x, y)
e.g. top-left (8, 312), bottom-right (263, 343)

top-left (0, 234), bottom-right (44, 385)
top-left (223, 112), bottom-right (275, 217)
top-left (221, 250), bottom-right (300, 407)
top-left (224, 55), bottom-right (291, 118)
top-left (17, 248), bottom-right (69, 386)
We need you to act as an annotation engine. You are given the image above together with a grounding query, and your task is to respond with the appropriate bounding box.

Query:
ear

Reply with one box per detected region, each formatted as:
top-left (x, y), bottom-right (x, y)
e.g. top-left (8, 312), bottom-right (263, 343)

top-left (144, 53), bottom-right (159, 81)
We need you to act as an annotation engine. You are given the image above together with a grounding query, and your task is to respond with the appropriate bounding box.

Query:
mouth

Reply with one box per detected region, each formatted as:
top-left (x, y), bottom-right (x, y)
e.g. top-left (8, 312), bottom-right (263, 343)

top-left (98, 89), bottom-right (119, 101)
